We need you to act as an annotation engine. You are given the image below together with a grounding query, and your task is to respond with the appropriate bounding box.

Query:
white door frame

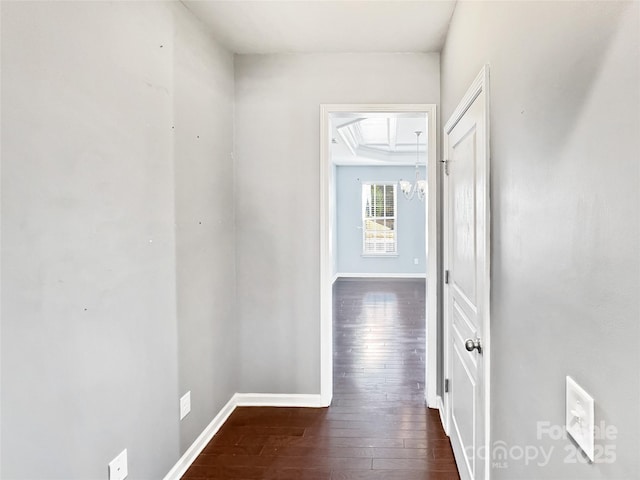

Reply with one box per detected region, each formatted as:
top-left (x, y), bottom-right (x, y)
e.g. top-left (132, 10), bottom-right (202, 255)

top-left (443, 66), bottom-right (491, 479)
top-left (319, 103), bottom-right (439, 408)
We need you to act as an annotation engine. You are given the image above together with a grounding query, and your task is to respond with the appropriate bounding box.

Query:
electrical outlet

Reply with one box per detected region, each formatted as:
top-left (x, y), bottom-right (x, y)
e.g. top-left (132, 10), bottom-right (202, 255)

top-left (414, 258), bottom-right (419, 265)
top-left (566, 376), bottom-right (594, 461)
top-left (108, 449), bottom-right (128, 480)
top-left (180, 391), bottom-right (191, 420)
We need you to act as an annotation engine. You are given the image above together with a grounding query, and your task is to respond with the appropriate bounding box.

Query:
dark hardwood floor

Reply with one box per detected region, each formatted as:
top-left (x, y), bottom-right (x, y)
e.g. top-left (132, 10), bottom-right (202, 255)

top-left (182, 278), bottom-right (459, 479)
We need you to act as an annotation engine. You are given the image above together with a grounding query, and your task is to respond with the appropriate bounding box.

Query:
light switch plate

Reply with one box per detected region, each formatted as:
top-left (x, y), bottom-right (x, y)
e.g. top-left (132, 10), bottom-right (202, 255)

top-left (566, 376), bottom-right (594, 461)
top-left (108, 449), bottom-right (128, 480)
top-left (180, 391), bottom-right (191, 420)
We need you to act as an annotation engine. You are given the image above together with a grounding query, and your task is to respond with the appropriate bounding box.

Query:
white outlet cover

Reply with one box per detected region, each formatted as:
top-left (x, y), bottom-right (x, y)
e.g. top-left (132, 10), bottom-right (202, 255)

top-left (566, 376), bottom-right (594, 461)
top-left (108, 449), bottom-right (128, 480)
top-left (180, 391), bottom-right (191, 420)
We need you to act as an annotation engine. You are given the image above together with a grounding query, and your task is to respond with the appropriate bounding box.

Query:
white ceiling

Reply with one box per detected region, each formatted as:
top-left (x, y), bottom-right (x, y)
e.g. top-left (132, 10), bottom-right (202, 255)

top-left (182, 1), bottom-right (457, 54)
top-left (331, 114), bottom-right (428, 166)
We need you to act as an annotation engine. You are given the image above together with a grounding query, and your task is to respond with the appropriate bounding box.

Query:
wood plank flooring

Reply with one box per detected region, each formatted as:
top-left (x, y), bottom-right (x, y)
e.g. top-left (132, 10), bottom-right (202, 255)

top-left (183, 278), bottom-right (459, 479)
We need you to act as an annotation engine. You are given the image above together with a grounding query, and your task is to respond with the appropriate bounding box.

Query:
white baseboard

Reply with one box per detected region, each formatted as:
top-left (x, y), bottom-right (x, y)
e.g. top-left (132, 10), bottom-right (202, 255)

top-left (163, 392), bottom-right (326, 479)
top-left (337, 272), bottom-right (426, 279)
top-left (235, 393), bottom-right (325, 408)
top-left (162, 394), bottom-right (237, 480)
top-left (436, 395), bottom-right (449, 436)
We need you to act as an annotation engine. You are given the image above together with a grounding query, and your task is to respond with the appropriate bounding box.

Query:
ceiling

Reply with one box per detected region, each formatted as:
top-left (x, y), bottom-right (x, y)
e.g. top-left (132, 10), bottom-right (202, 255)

top-left (182, 1), bottom-right (457, 54)
top-left (331, 114), bottom-right (428, 166)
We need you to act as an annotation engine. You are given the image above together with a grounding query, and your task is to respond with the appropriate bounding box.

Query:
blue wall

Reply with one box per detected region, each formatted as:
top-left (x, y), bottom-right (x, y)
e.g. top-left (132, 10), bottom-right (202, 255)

top-left (336, 165), bottom-right (426, 275)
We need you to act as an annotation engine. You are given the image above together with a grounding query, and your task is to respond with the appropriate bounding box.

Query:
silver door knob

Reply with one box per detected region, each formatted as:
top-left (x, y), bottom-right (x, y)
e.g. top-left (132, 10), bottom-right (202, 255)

top-left (465, 338), bottom-right (482, 353)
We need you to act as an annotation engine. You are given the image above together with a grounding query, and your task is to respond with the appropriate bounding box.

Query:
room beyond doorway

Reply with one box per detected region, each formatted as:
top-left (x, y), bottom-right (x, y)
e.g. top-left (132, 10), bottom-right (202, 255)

top-left (320, 104), bottom-right (439, 409)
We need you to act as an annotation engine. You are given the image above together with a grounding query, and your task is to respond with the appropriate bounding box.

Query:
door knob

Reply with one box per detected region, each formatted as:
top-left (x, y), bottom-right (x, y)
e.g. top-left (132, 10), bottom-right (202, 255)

top-left (465, 338), bottom-right (482, 354)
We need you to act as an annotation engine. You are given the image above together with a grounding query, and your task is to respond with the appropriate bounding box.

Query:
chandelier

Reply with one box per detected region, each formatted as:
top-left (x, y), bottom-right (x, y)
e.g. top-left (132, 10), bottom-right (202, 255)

top-left (399, 131), bottom-right (426, 201)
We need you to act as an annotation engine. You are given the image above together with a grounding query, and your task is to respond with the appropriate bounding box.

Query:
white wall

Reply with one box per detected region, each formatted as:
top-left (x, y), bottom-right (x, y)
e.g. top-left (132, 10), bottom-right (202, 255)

top-left (0, 2), bottom-right (237, 478)
top-left (336, 165), bottom-right (426, 275)
top-left (441, 2), bottom-right (639, 478)
top-left (234, 53), bottom-right (440, 393)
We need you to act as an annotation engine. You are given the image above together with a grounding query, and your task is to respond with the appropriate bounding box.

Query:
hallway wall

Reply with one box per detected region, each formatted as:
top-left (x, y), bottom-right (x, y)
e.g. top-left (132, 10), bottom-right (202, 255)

top-left (172, 5), bottom-right (237, 455)
top-left (234, 53), bottom-right (440, 394)
top-left (3, 2), bottom-right (637, 478)
top-left (441, 2), bottom-right (639, 478)
top-left (0, 2), bottom-right (237, 478)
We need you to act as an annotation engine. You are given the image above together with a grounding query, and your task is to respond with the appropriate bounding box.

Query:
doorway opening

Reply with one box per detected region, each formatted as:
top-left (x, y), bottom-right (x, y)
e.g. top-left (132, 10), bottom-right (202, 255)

top-left (320, 104), bottom-right (439, 409)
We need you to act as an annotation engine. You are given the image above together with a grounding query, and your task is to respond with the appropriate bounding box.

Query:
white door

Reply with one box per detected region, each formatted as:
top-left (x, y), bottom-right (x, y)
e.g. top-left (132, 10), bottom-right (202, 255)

top-left (444, 67), bottom-right (490, 480)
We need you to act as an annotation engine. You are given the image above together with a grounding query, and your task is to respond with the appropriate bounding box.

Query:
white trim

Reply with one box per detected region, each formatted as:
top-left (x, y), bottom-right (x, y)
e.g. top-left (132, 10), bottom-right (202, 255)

top-left (443, 65), bottom-right (491, 480)
top-left (437, 395), bottom-right (448, 435)
top-left (162, 395), bottom-right (237, 480)
top-left (234, 393), bottom-right (325, 408)
top-left (444, 68), bottom-right (487, 133)
top-left (336, 272), bottom-right (426, 279)
top-left (426, 108), bottom-right (439, 410)
top-left (482, 65), bottom-right (492, 480)
top-left (320, 105), bottom-right (334, 407)
top-left (320, 103), bottom-right (438, 412)
top-left (332, 160), bottom-right (426, 167)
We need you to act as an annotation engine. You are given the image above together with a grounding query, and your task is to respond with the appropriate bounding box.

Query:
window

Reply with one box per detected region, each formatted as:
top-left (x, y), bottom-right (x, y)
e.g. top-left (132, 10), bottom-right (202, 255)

top-left (362, 183), bottom-right (397, 255)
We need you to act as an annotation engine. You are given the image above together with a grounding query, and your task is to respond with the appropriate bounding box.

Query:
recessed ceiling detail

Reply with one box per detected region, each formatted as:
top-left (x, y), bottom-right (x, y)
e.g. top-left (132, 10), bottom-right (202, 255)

top-left (331, 115), bottom-right (427, 165)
